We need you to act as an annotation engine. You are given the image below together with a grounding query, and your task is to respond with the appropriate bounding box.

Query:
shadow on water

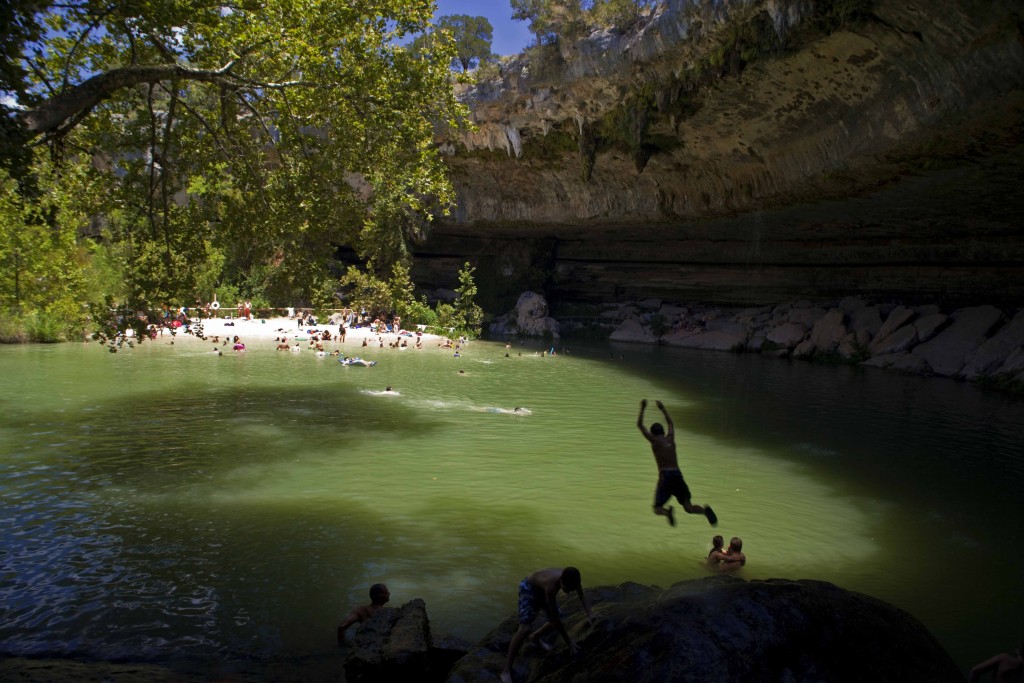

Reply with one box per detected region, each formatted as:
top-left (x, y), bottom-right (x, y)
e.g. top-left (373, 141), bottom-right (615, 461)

top-left (0, 378), bottom-right (568, 665)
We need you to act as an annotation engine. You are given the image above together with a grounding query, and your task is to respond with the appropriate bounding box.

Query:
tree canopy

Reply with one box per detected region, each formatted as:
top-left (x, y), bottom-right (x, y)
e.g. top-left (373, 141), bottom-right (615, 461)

top-left (510, 0), bottom-right (656, 45)
top-left (0, 0), bottom-right (468, 315)
top-left (410, 14), bottom-right (493, 73)
top-left (438, 14), bottom-right (494, 72)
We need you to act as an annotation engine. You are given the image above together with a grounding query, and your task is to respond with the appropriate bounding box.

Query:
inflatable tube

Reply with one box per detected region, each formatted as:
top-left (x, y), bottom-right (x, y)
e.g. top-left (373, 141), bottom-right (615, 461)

top-left (210, 301), bottom-right (220, 310)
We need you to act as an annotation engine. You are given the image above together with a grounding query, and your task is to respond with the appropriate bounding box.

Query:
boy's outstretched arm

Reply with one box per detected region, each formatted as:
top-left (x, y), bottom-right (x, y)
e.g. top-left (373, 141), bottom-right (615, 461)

top-left (656, 400), bottom-right (674, 436)
top-left (637, 399), bottom-right (651, 438)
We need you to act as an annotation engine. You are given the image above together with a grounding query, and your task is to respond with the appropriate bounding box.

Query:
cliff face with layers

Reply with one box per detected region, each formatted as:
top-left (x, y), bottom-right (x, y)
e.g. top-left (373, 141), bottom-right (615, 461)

top-left (415, 0), bottom-right (1024, 310)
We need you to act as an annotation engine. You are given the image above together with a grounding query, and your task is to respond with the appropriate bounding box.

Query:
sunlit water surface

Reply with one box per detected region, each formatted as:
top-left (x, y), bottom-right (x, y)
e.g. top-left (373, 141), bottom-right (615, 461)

top-left (1, 337), bottom-right (1021, 674)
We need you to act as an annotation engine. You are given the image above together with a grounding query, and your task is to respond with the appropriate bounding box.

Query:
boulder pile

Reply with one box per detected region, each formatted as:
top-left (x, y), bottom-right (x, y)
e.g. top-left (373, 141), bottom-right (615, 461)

top-left (598, 297), bottom-right (1023, 386)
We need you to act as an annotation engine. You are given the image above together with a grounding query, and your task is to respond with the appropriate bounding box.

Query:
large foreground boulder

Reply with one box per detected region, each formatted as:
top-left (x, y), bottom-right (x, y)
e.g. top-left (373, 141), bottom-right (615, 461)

top-left (446, 576), bottom-right (961, 683)
top-left (346, 599), bottom-right (432, 682)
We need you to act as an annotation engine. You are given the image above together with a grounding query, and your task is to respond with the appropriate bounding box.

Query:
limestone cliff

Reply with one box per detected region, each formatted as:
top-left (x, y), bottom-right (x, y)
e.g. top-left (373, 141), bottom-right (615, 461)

top-left (418, 0), bottom-right (1024, 308)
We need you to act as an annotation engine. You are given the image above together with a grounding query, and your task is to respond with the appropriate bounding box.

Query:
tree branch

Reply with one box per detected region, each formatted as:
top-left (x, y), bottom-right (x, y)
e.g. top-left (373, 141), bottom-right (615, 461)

top-left (19, 61), bottom-right (244, 137)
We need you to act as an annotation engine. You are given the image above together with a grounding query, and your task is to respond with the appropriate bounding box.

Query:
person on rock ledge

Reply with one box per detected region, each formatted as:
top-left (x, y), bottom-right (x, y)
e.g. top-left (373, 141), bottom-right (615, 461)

top-left (500, 567), bottom-right (593, 683)
top-left (637, 399), bottom-right (717, 527)
top-left (337, 583), bottom-right (390, 644)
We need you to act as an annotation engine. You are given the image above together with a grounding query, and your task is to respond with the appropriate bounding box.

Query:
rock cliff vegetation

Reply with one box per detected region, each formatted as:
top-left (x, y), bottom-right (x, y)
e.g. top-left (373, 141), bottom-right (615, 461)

top-left (418, 0), bottom-right (1024, 312)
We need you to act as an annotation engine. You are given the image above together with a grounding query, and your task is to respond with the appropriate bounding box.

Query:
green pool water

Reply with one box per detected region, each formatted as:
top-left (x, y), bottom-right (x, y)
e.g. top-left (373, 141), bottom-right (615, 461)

top-left (0, 336), bottom-right (1021, 674)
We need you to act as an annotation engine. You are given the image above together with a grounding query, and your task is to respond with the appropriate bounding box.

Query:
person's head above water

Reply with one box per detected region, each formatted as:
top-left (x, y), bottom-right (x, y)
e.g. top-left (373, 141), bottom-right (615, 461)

top-left (650, 423), bottom-right (665, 436)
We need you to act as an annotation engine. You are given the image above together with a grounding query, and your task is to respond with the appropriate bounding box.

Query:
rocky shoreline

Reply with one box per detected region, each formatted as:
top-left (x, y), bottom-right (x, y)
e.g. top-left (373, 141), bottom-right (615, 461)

top-left (491, 292), bottom-right (1024, 392)
top-left (0, 576), bottom-right (964, 682)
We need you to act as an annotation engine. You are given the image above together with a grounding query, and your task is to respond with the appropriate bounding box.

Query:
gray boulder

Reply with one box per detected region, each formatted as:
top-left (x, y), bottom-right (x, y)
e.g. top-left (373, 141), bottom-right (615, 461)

top-left (876, 305), bottom-right (916, 342)
top-left (793, 338), bottom-right (816, 358)
top-left (913, 305), bottom-right (1004, 377)
top-left (663, 329), bottom-right (746, 351)
top-left (837, 332), bottom-right (861, 359)
top-left (346, 599), bottom-right (432, 682)
top-left (998, 347), bottom-right (1024, 376)
top-left (862, 352), bottom-right (931, 374)
top-left (849, 306), bottom-right (883, 338)
top-left (637, 298), bottom-right (662, 311)
top-left (839, 296), bottom-right (868, 312)
top-left (914, 313), bottom-right (949, 344)
top-left (962, 310), bottom-right (1024, 379)
top-left (515, 292), bottom-right (561, 338)
top-left (809, 308), bottom-right (847, 353)
top-left (787, 306), bottom-right (827, 327)
top-left (766, 322), bottom-right (807, 349)
top-left (446, 576), bottom-right (961, 683)
top-left (869, 325), bottom-right (919, 356)
top-left (610, 317), bottom-right (656, 343)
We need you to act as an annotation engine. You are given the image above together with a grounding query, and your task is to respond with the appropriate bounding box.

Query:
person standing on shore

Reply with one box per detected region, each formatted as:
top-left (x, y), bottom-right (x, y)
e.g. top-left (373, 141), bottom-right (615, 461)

top-left (637, 399), bottom-right (717, 527)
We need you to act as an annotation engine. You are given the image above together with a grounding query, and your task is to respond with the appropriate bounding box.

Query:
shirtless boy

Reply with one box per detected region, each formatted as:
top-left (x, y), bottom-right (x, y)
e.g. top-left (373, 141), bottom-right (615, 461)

top-left (337, 583), bottom-right (390, 644)
top-left (637, 399), bottom-right (717, 527)
top-left (500, 567), bottom-right (593, 683)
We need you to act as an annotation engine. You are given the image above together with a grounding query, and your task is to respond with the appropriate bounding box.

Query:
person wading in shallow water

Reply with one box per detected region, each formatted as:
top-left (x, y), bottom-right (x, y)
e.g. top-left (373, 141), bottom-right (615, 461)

top-left (337, 583), bottom-right (390, 644)
top-left (637, 399), bottom-right (717, 527)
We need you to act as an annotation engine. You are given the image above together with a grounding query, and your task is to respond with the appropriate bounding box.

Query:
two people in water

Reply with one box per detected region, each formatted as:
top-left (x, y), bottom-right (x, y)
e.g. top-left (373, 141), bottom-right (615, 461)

top-left (707, 535), bottom-right (746, 571)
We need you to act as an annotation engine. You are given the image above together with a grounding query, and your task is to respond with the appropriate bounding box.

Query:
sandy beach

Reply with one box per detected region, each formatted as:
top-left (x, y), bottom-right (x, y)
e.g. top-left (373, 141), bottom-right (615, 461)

top-left (153, 315), bottom-right (450, 351)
